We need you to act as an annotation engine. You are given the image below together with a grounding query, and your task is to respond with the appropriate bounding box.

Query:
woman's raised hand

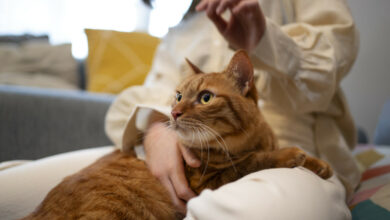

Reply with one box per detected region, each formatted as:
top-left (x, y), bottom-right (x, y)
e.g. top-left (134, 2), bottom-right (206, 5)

top-left (196, 0), bottom-right (266, 52)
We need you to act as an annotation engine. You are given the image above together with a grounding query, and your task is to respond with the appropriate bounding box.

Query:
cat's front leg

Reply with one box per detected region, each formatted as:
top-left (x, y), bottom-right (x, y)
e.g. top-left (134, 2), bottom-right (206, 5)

top-left (246, 147), bottom-right (306, 172)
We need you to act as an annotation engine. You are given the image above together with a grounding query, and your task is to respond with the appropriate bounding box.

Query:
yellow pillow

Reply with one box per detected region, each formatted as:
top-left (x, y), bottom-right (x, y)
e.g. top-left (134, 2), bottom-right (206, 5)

top-left (85, 29), bottom-right (160, 94)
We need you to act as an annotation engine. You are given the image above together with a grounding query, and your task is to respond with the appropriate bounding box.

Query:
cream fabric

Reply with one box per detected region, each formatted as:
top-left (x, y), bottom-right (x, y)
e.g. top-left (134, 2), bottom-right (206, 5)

top-left (186, 167), bottom-right (350, 220)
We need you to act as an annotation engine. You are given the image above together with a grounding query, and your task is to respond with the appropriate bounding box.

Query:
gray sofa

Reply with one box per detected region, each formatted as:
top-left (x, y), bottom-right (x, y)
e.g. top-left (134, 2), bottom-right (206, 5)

top-left (0, 85), bottom-right (115, 162)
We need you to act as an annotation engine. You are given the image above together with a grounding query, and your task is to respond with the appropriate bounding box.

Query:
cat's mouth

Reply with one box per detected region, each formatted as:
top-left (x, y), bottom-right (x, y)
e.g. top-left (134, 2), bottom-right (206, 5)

top-left (170, 120), bottom-right (186, 135)
top-left (171, 121), bottom-right (191, 138)
top-left (170, 119), bottom-right (215, 146)
top-left (170, 120), bottom-right (182, 131)
top-left (171, 121), bottom-right (192, 142)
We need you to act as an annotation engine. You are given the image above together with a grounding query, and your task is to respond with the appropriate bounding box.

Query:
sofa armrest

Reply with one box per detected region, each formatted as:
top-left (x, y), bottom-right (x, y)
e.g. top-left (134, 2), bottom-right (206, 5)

top-left (0, 85), bottom-right (115, 161)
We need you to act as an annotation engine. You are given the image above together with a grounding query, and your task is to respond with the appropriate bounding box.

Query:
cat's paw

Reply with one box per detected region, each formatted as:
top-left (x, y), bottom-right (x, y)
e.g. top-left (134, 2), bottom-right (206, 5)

top-left (304, 156), bottom-right (333, 179)
top-left (275, 147), bottom-right (307, 168)
top-left (286, 148), bottom-right (307, 168)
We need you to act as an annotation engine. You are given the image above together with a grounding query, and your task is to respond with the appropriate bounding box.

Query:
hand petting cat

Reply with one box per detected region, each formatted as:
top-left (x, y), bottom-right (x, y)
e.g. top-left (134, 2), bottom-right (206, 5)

top-left (196, 0), bottom-right (266, 52)
top-left (144, 122), bottom-right (201, 214)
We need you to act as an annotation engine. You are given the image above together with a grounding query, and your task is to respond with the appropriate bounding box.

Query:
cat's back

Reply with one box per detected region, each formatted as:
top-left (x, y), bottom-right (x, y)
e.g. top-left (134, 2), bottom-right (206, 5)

top-left (22, 150), bottom-right (176, 220)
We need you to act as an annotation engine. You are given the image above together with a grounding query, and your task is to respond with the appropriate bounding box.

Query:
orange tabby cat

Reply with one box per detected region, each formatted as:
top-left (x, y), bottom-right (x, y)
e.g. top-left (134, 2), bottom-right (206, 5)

top-left (22, 50), bottom-right (332, 220)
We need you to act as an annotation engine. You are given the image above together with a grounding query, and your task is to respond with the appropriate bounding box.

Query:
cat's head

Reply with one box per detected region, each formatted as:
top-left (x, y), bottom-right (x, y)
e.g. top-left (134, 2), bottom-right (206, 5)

top-left (170, 50), bottom-right (260, 151)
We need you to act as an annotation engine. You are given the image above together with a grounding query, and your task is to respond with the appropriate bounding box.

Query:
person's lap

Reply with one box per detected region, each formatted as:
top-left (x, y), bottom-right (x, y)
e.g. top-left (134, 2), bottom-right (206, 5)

top-left (0, 147), bottom-right (350, 220)
top-left (0, 146), bottom-right (115, 220)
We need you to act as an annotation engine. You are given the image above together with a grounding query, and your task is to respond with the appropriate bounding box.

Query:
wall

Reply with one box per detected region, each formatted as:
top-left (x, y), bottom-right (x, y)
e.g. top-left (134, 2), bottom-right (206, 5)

top-left (342, 0), bottom-right (390, 142)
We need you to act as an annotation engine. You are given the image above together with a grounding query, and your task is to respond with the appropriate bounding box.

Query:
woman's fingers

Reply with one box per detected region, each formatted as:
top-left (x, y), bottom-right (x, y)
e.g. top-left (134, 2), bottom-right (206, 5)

top-left (203, 1), bottom-right (228, 33)
top-left (159, 176), bottom-right (187, 214)
top-left (180, 144), bottom-right (201, 168)
top-left (232, 0), bottom-right (260, 16)
top-left (170, 162), bottom-right (197, 202)
top-left (173, 144), bottom-right (198, 202)
top-left (197, 0), bottom-right (240, 13)
top-left (206, 0), bottom-right (221, 19)
top-left (144, 123), bottom-right (190, 213)
top-left (196, 0), bottom-right (209, 11)
top-left (216, 0), bottom-right (238, 14)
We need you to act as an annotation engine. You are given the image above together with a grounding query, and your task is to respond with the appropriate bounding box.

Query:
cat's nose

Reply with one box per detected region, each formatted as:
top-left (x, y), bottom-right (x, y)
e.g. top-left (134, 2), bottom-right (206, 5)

top-left (171, 110), bottom-right (183, 120)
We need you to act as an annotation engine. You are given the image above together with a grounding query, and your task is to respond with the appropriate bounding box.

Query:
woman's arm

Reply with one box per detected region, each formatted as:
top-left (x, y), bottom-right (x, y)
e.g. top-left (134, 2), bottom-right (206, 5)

top-left (197, 0), bottom-right (358, 113)
top-left (252, 0), bottom-right (358, 113)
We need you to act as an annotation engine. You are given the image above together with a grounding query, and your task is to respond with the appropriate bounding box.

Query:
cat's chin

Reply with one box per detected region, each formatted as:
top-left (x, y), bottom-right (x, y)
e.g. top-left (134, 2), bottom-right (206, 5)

top-left (174, 129), bottom-right (215, 147)
top-left (174, 129), bottom-right (191, 142)
top-left (171, 120), bottom-right (216, 146)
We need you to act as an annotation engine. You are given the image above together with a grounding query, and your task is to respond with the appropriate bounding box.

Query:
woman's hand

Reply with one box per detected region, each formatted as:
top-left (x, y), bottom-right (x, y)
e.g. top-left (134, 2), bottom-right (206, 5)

top-left (196, 0), bottom-right (266, 53)
top-left (143, 122), bottom-right (201, 214)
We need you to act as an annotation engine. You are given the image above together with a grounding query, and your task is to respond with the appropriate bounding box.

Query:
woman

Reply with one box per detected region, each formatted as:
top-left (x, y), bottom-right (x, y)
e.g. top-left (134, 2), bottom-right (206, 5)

top-left (106, 0), bottom-right (360, 219)
top-left (0, 0), bottom-right (360, 219)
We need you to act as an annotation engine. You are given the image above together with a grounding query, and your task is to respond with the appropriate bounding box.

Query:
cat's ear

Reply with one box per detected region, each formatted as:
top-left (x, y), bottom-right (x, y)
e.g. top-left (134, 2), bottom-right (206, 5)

top-left (225, 50), bottom-right (254, 96)
top-left (185, 58), bottom-right (204, 74)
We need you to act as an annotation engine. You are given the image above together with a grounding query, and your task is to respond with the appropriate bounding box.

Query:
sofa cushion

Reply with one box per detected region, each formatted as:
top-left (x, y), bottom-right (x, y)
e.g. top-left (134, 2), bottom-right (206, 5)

top-left (85, 29), bottom-right (160, 94)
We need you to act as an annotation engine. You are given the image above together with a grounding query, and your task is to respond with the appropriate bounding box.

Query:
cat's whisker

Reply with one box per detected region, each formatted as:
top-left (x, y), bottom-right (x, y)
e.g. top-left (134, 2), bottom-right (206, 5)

top-left (198, 124), bottom-right (237, 173)
top-left (197, 126), bottom-right (210, 182)
top-left (190, 126), bottom-right (196, 147)
top-left (187, 121), bottom-right (213, 181)
top-left (194, 127), bottom-right (204, 162)
top-left (182, 121), bottom-right (208, 179)
top-left (178, 118), bottom-right (237, 176)
top-left (180, 119), bottom-right (228, 155)
top-left (235, 123), bottom-right (250, 140)
top-left (191, 126), bottom-right (206, 180)
top-left (133, 119), bottom-right (172, 144)
top-left (187, 125), bottom-right (204, 163)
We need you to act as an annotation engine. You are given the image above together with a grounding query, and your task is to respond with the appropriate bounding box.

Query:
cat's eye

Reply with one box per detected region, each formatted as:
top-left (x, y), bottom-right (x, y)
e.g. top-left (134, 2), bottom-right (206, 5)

top-left (176, 92), bottom-right (182, 102)
top-left (200, 92), bottom-right (213, 104)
